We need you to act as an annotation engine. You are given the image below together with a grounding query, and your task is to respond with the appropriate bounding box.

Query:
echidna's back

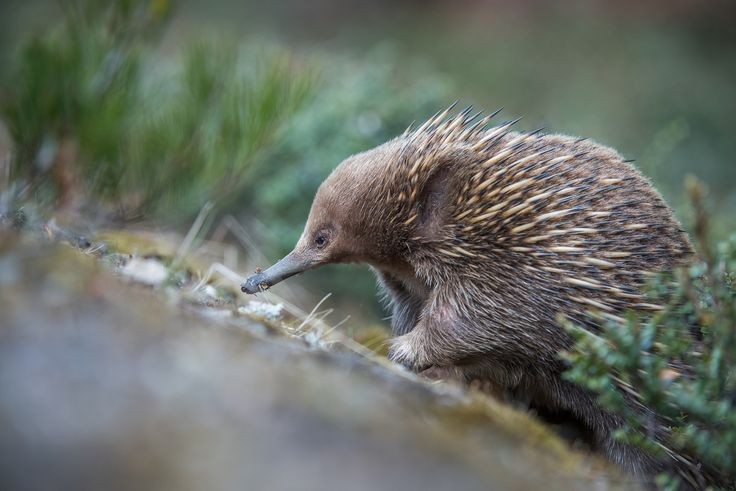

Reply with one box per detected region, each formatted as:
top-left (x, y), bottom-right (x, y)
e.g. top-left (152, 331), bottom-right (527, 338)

top-left (433, 131), bottom-right (692, 322)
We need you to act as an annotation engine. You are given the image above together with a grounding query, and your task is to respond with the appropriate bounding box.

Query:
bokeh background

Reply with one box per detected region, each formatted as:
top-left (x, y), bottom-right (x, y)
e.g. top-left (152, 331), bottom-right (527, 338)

top-left (1, 0), bottom-right (734, 328)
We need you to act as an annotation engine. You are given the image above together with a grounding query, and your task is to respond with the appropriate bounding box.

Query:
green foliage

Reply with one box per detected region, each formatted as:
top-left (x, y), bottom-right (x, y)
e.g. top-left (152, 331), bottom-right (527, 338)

top-left (562, 179), bottom-right (736, 488)
top-left (241, 48), bottom-right (452, 254)
top-left (1, 0), bottom-right (314, 220)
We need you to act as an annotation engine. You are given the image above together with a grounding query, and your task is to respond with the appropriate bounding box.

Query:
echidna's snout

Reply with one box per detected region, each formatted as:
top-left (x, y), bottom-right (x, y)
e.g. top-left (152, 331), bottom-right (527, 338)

top-left (241, 251), bottom-right (313, 294)
top-left (240, 273), bottom-right (267, 294)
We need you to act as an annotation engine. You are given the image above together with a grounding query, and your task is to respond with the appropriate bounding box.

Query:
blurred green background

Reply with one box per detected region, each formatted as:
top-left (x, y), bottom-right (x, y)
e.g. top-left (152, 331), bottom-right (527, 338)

top-left (1, 0), bottom-right (734, 326)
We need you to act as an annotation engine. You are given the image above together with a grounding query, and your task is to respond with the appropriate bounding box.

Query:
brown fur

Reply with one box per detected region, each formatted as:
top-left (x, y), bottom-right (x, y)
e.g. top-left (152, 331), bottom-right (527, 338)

top-left (244, 107), bottom-right (697, 484)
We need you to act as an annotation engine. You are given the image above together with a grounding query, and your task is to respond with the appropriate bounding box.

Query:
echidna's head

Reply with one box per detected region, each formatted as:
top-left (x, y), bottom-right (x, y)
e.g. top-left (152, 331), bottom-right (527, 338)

top-left (241, 141), bottom-right (404, 294)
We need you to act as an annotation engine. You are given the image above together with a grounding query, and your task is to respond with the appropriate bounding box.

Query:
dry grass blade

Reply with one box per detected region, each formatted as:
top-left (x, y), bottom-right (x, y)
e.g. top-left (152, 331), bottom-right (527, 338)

top-left (174, 201), bottom-right (214, 268)
top-left (295, 292), bottom-right (332, 334)
top-left (190, 262), bottom-right (244, 292)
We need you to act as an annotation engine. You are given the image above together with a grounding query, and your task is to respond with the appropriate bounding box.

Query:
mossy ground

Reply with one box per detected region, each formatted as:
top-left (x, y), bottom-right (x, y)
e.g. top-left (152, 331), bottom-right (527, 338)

top-left (0, 225), bottom-right (638, 490)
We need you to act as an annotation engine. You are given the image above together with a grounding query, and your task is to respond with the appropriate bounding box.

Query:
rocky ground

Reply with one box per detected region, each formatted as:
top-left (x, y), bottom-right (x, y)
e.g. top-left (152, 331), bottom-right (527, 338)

top-left (0, 224), bottom-right (638, 490)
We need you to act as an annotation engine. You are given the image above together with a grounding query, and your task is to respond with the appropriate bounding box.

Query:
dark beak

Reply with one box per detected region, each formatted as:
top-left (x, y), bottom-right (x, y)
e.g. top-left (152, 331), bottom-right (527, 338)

top-left (241, 251), bottom-right (313, 294)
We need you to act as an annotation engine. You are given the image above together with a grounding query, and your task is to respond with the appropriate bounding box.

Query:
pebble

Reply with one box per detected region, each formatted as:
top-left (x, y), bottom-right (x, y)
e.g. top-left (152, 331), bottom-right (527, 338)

top-left (238, 300), bottom-right (284, 321)
top-left (121, 257), bottom-right (169, 286)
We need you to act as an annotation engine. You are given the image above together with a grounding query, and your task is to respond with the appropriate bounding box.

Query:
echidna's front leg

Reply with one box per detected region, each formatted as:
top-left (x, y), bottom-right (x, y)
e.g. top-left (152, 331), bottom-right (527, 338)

top-left (375, 271), bottom-right (425, 336)
top-left (387, 292), bottom-right (461, 370)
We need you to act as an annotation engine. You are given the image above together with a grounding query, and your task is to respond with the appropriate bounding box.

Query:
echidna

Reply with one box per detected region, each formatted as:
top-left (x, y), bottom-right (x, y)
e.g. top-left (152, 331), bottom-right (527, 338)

top-left (241, 106), bottom-right (694, 481)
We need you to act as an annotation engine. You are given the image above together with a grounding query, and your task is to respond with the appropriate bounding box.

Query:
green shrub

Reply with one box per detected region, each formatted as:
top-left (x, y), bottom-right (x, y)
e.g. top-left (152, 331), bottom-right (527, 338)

top-left (1, 0), bottom-right (314, 220)
top-left (240, 47), bottom-right (453, 254)
top-left (562, 178), bottom-right (736, 489)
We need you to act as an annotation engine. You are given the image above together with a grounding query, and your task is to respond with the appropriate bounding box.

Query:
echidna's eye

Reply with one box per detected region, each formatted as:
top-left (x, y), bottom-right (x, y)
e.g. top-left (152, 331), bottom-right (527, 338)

top-left (315, 234), bottom-right (328, 248)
